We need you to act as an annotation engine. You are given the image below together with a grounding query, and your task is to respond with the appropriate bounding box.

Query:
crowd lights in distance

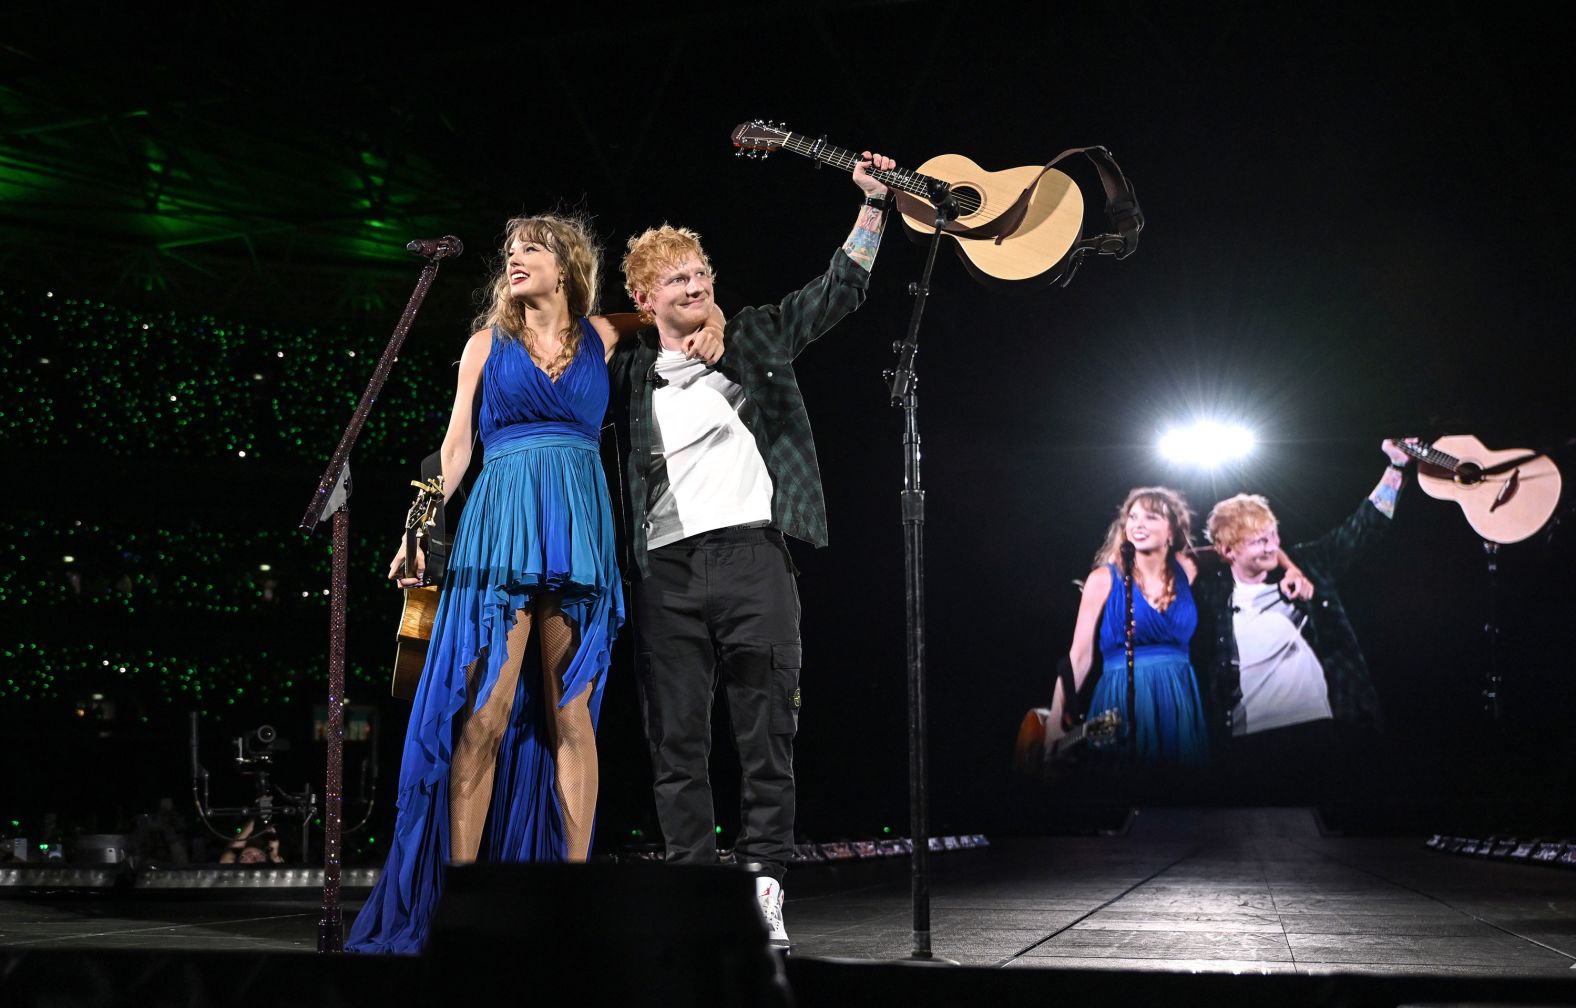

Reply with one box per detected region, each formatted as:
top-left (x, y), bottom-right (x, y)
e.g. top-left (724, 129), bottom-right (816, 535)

top-left (1157, 420), bottom-right (1255, 468)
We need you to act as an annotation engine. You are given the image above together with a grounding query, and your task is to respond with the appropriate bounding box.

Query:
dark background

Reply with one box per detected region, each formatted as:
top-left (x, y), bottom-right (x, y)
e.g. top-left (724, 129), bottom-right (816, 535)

top-left (4, 3), bottom-right (1572, 861)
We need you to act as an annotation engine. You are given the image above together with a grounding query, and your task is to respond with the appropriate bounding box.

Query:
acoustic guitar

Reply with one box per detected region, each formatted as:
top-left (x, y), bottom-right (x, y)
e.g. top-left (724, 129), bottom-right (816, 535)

top-left (1393, 435), bottom-right (1561, 544)
top-left (730, 120), bottom-right (1085, 287)
top-left (1014, 706), bottom-right (1122, 779)
top-left (392, 476), bottom-right (444, 700)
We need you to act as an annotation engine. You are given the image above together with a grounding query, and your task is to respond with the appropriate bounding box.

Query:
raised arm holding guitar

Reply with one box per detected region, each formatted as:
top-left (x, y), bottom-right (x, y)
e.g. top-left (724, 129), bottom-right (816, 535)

top-left (1390, 434), bottom-right (1561, 544)
top-left (731, 120), bottom-right (1140, 289)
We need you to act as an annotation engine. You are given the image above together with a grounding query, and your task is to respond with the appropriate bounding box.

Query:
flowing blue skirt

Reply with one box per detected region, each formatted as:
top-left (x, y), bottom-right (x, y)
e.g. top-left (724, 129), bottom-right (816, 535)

top-left (347, 433), bottom-right (624, 954)
top-left (1088, 649), bottom-right (1209, 765)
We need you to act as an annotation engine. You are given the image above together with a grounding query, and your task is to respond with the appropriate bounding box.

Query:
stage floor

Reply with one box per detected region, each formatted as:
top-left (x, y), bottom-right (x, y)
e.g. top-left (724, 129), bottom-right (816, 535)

top-left (786, 806), bottom-right (1576, 975)
top-left (4, 807), bottom-right (1575, 978)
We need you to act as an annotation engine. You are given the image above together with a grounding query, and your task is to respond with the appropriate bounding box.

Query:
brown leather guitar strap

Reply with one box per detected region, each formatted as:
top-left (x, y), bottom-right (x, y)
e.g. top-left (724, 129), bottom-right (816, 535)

top-left (416, 450), bottom-right (451, 585)
top-left (1055, 656), bottom-right (1086, 727)
top-left (1123, 557), bottom-right (1137, 750)
top-left (1117, 543), bottom-right (1138, 752)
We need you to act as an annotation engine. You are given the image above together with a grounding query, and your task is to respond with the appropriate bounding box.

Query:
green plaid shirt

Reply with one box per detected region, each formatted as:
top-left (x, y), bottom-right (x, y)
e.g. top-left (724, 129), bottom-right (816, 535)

top-left (1193, 496), bottom-right (1398, 743)
top-left (605, 250), bottom-right (870, 579)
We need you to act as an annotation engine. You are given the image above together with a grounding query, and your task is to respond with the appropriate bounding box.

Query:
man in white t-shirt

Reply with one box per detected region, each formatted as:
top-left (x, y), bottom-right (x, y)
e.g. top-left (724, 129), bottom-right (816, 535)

top-left (1223, 531), bottom-right (1335, 737)
top-left (1195, 440), bottom-right (1413, 798)
top-left (608, 149), bottom-right (896, 947)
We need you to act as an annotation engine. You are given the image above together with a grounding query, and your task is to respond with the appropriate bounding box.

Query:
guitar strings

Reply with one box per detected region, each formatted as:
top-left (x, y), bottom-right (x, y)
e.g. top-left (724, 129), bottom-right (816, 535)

top-left (1410, 445), bottom-right (1458, 468)
top-left (1407, 443), bottom-right (1541, 483)
top-left (768, 134), bottom-right (987, 217)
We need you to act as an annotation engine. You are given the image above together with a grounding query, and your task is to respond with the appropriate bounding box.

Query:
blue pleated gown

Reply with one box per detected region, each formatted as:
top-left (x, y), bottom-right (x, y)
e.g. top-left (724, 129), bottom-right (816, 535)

top-left (1089, 559), bottom-right (1209, 765)
top-left (348, 320), bottom-right (625, 953)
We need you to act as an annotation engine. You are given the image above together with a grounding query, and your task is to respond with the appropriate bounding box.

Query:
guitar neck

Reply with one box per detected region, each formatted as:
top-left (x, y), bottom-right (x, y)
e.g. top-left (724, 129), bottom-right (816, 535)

top-left (403, 523), bottom-right (422, 579)
top-left (1053, 721), bottom-right (1091, 753)
top-left (765, 130), bottom-right (940, 202)
top-left (1397, 440), bottom-right (1460, 473)
top-left (401, 478), bottom-right (443, 580)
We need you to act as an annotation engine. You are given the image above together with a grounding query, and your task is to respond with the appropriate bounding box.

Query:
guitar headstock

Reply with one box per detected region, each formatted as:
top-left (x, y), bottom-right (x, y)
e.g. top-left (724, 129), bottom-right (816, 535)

top-left (1085, 707), bottom-right (1122, 749)
top-left (401, 476), bottom-right (445, 582)
top-left (731, 119), bottom-right (790, 159)
top-left (404, 476), bottom-right (444, 533)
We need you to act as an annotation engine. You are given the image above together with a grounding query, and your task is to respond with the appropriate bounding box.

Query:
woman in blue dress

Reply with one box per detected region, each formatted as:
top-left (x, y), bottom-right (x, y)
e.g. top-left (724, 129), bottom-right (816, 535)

top-left (1047, 486), bottom-right (1210, 764)
top-left (348, 213), bottom-right (721, 953)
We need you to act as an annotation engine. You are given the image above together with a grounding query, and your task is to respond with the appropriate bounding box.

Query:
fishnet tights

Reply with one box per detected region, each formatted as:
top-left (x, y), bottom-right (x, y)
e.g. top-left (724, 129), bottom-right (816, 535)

top-left (448, 594), bottom-right (597, 864)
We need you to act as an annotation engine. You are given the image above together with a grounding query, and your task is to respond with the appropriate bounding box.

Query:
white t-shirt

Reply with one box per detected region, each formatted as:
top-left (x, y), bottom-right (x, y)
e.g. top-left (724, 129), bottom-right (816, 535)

top-left (645, 349), bottom-right (773, 550)
top-left (1230, 579), bottom-right (1333, 736)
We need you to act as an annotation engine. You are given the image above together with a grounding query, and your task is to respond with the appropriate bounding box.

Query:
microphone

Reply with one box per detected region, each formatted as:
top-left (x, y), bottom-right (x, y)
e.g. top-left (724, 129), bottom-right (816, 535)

top-left (646, 365), bottom-right (668, 389)
top-left (1119, 541), bottom-right (1135, 577)
top-left (406, 235), bottom-right (464, 260)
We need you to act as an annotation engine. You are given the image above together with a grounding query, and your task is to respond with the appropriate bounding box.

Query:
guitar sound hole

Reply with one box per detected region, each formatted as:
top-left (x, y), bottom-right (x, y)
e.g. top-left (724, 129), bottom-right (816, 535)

top-left (950, 185), bottom-right (983, 217)
top-left (1455, 461), bottom-right (1482, 486)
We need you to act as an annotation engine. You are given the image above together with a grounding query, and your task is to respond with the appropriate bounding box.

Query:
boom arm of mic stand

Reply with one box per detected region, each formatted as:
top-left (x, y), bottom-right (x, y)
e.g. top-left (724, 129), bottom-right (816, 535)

top-left (300, 254), bottom-right (445, 533)
top-left (887, 198), bottom-right (956, 405)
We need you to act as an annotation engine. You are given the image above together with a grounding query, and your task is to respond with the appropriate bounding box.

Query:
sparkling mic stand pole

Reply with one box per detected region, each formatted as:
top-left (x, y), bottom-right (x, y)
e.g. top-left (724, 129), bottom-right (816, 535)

top-left (298, 236), bottom-right (462, 952)
top-left (885, 185), bottom-right (959, 965)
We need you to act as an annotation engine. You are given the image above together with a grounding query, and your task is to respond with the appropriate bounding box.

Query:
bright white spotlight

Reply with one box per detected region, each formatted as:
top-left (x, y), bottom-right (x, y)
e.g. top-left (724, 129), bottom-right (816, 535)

top-left (1158, 420), bottom-right (1255, 468)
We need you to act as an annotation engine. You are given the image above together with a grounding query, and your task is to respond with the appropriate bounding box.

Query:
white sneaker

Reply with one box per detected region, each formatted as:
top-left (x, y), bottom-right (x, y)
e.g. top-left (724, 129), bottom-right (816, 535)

top-left (755, 875), bottom-right (790, 948)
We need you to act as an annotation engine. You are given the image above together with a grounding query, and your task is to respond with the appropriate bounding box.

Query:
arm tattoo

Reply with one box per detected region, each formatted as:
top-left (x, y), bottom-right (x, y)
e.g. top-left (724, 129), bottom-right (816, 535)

top-left (1368, 467), bottom-right (1403, 519)
top-left (842, 205), bottom-right (888, 271)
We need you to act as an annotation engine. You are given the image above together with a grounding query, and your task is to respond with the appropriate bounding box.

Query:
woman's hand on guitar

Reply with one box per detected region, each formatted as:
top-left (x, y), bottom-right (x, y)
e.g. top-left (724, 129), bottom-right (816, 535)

top-left (1015, 704), bottom-right (1066, 773)
top-left (1045, 694), bottom-right (1078, 746)
top-left (389, 542), bottom-right (426, 588)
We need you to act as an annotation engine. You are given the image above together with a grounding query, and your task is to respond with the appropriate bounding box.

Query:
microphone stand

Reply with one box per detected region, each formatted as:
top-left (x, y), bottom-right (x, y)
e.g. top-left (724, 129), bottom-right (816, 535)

top-left (1481, 540), bottom-right (1502, 722)
top-left (1121, 543), bottom-right (1136, 749)
top-left (884, 181), bottom-right (959, 965)
top-left (298, 237), bottom-right (461, 952)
